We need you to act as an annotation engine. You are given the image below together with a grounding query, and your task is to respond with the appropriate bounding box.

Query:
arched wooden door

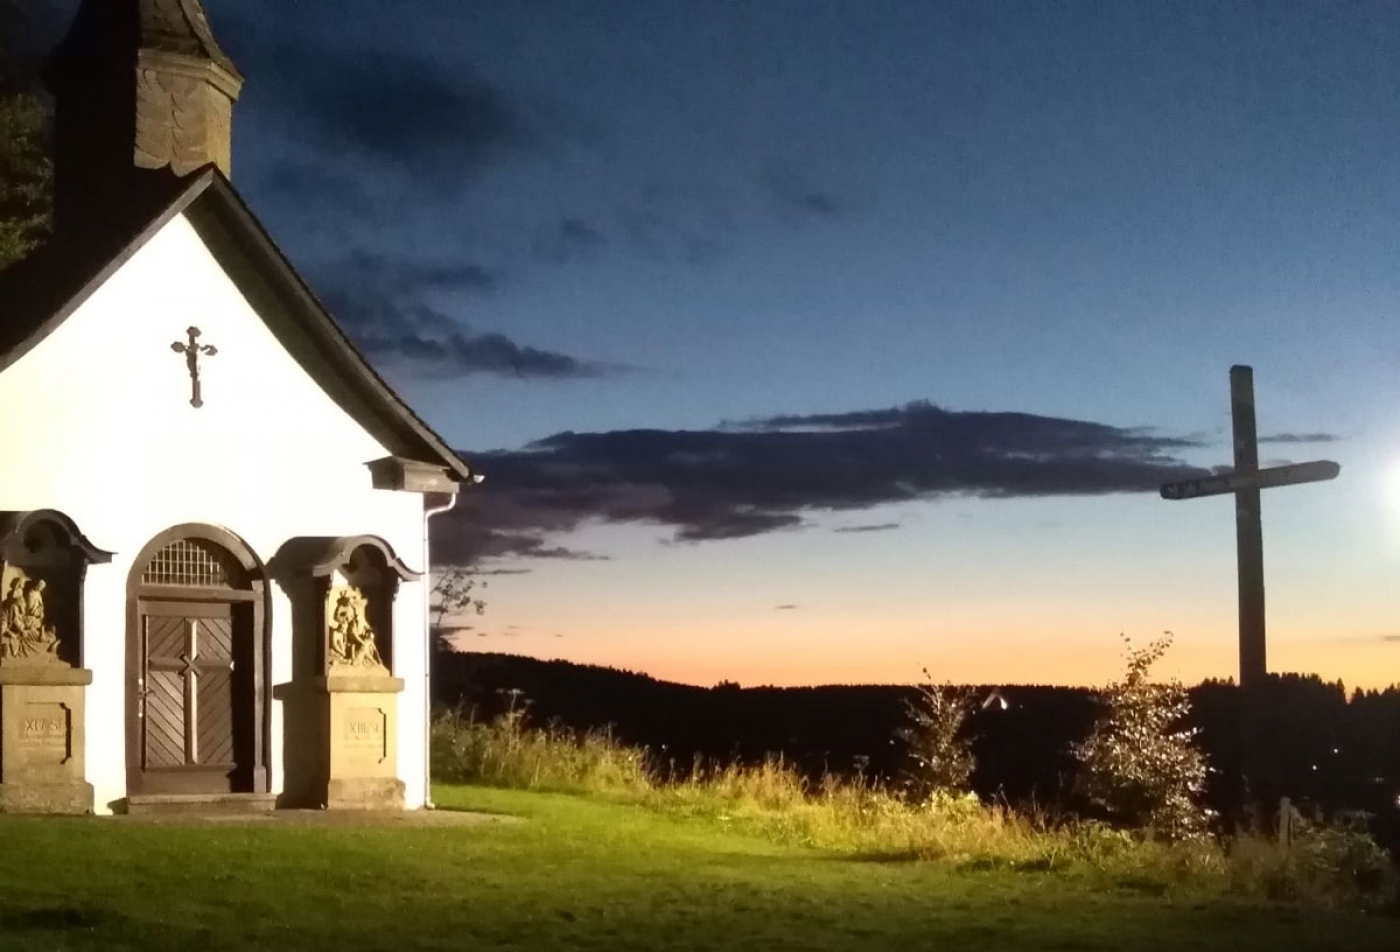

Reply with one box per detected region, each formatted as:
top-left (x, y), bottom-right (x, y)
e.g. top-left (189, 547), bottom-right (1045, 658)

top-left (126, 527), bottom-right (268, 797)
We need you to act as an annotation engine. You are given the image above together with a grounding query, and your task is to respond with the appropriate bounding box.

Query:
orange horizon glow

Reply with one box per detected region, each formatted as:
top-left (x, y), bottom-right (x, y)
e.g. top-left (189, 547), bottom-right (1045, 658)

top-left (440, 472), bottom-right (1400, 695)
top-left (448, 615), bottom-right (1400, 693)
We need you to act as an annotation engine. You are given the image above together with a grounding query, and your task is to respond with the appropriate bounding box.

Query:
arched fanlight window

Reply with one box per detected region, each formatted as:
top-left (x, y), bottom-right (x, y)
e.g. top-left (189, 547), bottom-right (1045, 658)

top-left (140, 538), bottom-right (248, 588)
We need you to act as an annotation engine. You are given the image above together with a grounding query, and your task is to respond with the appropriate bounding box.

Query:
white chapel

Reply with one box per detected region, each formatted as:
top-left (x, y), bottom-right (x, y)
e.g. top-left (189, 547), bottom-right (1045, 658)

top-left (0, 0), bottom-right (475, 814)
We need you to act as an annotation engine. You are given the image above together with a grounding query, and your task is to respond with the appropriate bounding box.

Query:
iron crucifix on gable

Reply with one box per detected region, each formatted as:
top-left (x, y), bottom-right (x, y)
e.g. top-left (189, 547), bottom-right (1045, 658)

top-left (171, 326), bottom-right (218, 408)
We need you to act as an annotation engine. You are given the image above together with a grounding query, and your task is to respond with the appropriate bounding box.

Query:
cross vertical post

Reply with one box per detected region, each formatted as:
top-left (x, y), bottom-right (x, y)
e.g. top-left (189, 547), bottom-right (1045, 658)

top-left (1159, 365), bottom-right (1341, 824)
top-left (1230, 366), bottom-right (1267, 690)
top-left (1229, 365), bottom-right (1271, 820)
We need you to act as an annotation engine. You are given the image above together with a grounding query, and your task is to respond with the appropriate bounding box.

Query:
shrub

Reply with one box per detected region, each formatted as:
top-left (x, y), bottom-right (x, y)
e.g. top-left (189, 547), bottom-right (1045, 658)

top-left (1227, 813), bottom-right (1398, 909)
top-left (895, 670), bottom-right (977, 800)
top-left (1071, 632), bottom-right (1211, 841)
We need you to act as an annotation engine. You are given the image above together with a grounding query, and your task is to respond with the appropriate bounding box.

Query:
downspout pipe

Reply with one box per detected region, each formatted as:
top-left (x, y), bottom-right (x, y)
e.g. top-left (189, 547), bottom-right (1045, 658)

top-left (422, 489), bottom-right (462, 809)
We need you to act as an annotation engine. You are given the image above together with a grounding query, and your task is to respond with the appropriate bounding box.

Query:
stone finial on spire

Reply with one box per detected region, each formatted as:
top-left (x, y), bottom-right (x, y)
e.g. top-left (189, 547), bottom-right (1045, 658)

top-left (46, 0), bottom-right (245, 232)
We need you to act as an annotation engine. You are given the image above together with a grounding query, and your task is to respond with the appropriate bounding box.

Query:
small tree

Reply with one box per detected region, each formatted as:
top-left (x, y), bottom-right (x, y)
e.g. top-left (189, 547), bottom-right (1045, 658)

top-left (1072, 632), bottom-right (1210, 841)
top-left (896, 668), bottom-right (976, 800)
top-left (430, 566), bottom-right (487, 653)
top-left (0, 91), bottom-right (51, 270)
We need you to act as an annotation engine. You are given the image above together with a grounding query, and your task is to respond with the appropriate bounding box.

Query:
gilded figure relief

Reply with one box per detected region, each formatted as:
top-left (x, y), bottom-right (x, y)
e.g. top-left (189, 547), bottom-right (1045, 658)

top-left (327, 586), bottom-right (385, 670)
top-left (0, 568), bottom-right (62, 662)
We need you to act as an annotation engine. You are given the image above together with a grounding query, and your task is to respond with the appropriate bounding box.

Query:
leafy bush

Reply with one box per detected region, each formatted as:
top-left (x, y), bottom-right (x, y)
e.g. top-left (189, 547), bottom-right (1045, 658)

top-left (1228, 813), bottom-right (1398, 909)
top-left (1071, 633), bottom-right (1211, 841)
top-left (894, 670), bottom-right (977, 800)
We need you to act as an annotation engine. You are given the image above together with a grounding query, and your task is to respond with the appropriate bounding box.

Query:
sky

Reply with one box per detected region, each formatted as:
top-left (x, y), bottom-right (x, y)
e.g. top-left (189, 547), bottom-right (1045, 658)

top-left (30, 1), bottom-right (1400, 689)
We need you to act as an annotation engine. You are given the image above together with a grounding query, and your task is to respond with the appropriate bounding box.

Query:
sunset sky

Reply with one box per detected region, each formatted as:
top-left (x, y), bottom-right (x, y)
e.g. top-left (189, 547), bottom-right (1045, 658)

top-left (33, 1), bottom-right (1400, 689)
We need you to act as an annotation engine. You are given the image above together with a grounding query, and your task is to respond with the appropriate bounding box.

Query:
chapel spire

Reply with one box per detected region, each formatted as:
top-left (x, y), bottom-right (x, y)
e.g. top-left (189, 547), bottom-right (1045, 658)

top-left (45, 0), bottom-right (244, 233)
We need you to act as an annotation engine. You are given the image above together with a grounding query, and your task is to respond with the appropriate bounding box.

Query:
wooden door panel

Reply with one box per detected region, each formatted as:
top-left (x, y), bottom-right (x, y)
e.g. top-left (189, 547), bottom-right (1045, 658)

top-left (145, 616), bottom-right (187, 666)
top-left (143, 670), bottom-right (187, 768)
top-left (198, 617), bottom-right (233, 662)
top-left (194, 615), bottom-right (236, 768)
top-left (136, 600), bottom-right (244, 792)
top-left (196, 668), bottom-right (235, 767)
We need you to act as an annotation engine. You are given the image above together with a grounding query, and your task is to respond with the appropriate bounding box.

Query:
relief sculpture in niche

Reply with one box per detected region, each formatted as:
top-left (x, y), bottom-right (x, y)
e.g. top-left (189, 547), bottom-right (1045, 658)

top-left (0, 569), bottom-right (61, 662)
top-left (327, 587), bottom-right (385, 671)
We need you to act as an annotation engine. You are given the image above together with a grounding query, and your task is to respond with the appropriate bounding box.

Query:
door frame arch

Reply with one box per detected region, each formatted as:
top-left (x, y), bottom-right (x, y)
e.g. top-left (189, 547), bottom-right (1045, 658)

top-left (125, 524), bottom-right (271, 797)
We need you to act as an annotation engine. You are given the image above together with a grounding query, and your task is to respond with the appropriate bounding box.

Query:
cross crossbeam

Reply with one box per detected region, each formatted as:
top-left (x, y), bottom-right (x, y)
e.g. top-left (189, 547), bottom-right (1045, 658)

top-left (1160, 460), bottom-right (1340, 501)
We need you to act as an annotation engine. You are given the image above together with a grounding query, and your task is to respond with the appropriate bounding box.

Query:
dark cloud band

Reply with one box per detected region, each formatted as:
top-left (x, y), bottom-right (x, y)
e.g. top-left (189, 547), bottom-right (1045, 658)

top-left (432, 401), bottom-right (1211, 564)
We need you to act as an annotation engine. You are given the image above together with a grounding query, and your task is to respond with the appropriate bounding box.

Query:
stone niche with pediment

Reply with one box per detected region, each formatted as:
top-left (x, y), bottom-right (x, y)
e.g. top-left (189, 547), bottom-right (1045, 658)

top-left (0, 510), bottom-right (112, 814)
top-left (270, 536), bottom-right (418, 810)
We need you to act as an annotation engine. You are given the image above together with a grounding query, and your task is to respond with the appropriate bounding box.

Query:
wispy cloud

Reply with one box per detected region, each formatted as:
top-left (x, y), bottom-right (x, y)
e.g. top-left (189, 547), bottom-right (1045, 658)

top-left (221, 15), bottom-right (530, 183)
top-left (762, 161), bottom-right (844, 220)
top-left (357, 330), bottom-right (608, 380)
top-left (533, 217), bottom-right (607, 265)
top-left (1258, 432), bottom-right (1340, 445)
top-left (833, 523), bottom-right (901, 534)
top-left (208, 2), bottom-right (864, 299)
top-left (311, 252), bottom-right (608, 379)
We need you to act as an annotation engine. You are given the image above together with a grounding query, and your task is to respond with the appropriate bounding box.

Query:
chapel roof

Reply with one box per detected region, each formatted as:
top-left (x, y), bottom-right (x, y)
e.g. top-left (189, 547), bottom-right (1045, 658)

top-left (50, 0), bottom-right (242, 79)
top-left (0, 167), bottom-right (474, 487)
top-left (140, 0), bottom-right (240, 74)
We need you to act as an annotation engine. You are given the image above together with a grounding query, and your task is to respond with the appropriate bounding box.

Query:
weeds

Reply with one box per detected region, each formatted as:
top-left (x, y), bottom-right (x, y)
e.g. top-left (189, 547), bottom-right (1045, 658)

top-left (430, 702), bottom-right (1396, 910)
top-left (431, 701), bottom-right (650, 796)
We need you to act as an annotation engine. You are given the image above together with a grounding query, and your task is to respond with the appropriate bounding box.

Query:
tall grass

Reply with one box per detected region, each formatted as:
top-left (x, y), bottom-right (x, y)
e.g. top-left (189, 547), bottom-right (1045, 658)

top-left (430, 707), bottom-right (1396, 910)
top-left (432, 705), bottom-right (651, 795)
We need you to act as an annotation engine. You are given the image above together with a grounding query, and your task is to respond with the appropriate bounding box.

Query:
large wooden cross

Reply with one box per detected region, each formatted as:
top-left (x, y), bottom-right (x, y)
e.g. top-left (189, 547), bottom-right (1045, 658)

top-left (1160, 365), bottom-right (1340, 690)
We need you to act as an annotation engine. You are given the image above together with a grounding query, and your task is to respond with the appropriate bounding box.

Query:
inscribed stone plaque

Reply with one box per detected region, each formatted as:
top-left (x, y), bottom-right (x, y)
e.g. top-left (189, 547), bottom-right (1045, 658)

top-left (344, 707), bottom-right (387, 764)
top-left (18, 702), bottom-right (71, 763)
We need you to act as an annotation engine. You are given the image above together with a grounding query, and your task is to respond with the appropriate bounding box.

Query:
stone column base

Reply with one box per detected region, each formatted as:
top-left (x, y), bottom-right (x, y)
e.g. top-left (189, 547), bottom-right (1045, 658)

top-left (327, 777), bottom-right (406, 811)
top-left (321, 673), bottom-right (404, 810)
top-left (0, 663), bottom-right (93, 815)
top-left (0, 780), bottom-right (94, 814)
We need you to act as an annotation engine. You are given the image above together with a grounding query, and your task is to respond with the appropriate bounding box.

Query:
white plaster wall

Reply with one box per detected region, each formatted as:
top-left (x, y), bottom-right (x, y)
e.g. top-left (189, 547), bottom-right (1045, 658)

top-left (0, 213), bottom-right (431, 811)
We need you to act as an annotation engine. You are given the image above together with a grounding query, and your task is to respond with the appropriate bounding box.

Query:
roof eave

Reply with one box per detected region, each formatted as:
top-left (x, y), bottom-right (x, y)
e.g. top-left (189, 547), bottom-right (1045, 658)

top-left (186, 173), bottom-right (476, 484)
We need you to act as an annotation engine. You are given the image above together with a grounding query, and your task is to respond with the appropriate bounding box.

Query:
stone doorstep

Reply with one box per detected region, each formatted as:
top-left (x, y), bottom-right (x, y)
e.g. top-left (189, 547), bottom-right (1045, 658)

top-left (122, 793), bottom-right (279, 816)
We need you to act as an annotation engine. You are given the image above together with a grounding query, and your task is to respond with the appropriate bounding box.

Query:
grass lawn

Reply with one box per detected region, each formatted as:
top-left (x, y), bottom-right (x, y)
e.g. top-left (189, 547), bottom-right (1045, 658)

top-left (0, 785), bottom-right (1395, 951)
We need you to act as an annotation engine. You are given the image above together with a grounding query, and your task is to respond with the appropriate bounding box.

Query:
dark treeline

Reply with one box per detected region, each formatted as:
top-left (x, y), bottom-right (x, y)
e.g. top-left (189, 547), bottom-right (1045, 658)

top-left (434, 651), bottom-right (1400, 843)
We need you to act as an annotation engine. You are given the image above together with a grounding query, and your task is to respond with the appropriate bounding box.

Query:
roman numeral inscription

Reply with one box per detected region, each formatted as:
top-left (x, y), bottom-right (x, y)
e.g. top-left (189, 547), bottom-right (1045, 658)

top-left (345, 708), bottom-right (387, 763)
top-left (18, 703), bottom-right (71, 761)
